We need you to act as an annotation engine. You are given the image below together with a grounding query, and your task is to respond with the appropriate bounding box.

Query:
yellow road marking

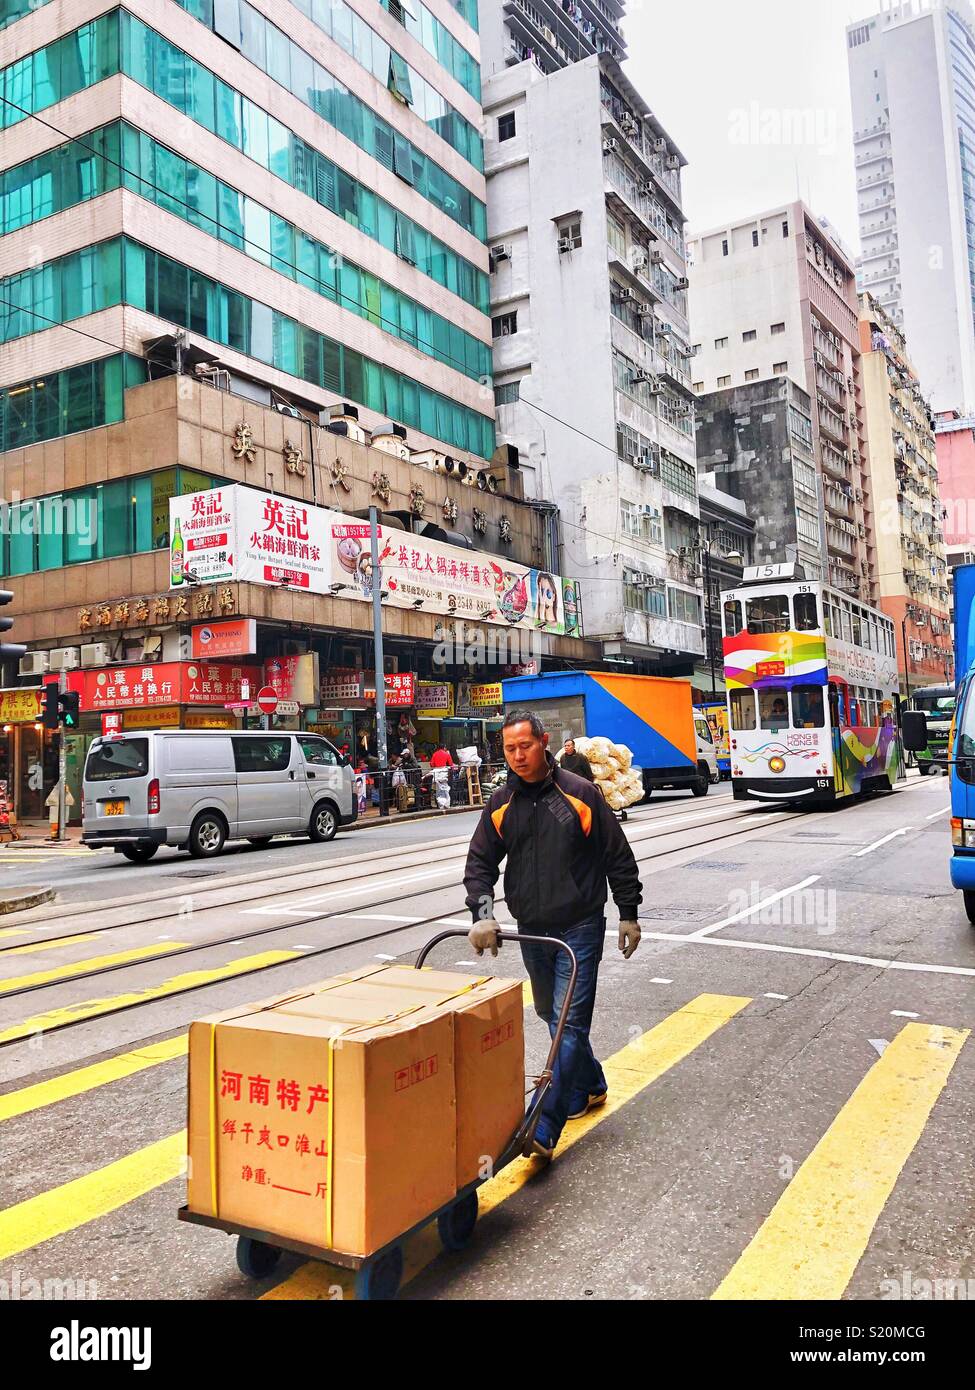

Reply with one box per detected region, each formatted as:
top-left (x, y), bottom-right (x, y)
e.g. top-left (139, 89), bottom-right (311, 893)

top-left (0, 950), bottom-right (301, 1045)
top-left (0, 929), bottom-right (30, 940)
top-left (0, 1036), bottom-right (189, 1124)
top-left (0, 933), bottom-right (99, 957)
top-left (0, 1131), bottom-right (186, 1262)
top-left (712, 1021), bottom-right (970, 1301)
top-left (522, 980), bottom-right (532, 1009)
top-left (262, 992), bottom-right (751, 1300)
top-left (0, 941), bottom-right (190, 994)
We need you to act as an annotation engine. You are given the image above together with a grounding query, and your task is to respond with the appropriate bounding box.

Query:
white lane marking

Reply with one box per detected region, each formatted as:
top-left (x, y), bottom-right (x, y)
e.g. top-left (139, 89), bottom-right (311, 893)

top-left (855, 827), bottom-right (910, 857)
top-left (455, 960), bottom-right (480, 967)
top-left (869, 1039), bottom-right (890, 1057)
top-left (926, 807), bottom-right (951, 820)
top-left (639, 929), bottom-right (975, 978)
top-left (241, 866), bottom-right (450, 915)
top-left (765, 992), bottom-right (789, 1000)
top-left (891, 1009), bottom-right (920, 1018)
top-left (345, 914), bottom-right (423, 923)
top-left (687, 875), bottom-right (821, 939)
top-left (649, 976), bottom-right (673, 984)
top-left (374, 953), bottom-right (397, 961)
top-left (435, 918), bottom-right (475, 928)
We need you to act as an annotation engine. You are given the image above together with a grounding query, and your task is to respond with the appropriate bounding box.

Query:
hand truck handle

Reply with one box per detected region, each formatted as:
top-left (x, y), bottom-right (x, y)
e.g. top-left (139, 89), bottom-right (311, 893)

top-left (414, 928), bottom-right (578, 1158)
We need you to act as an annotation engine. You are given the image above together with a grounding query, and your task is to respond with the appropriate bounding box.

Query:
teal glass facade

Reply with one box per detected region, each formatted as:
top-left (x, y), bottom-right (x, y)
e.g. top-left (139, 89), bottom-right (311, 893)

top-left (0, 122), bottom-right (491, 381)
top-left (0, 354), bottom-right (147, 455)
top-left (1, 238), bottom-right (495, 457)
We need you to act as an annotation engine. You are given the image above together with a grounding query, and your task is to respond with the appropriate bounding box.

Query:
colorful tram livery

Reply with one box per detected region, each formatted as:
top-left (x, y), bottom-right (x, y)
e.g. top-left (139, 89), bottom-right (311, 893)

top-left (722, 572), bottom-right (903, 804)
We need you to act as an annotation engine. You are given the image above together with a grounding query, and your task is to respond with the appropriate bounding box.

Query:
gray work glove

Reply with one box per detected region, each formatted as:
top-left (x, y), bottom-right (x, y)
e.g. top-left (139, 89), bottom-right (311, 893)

top-left (618, 920), bottom-right (641, 959)
top-left (469, 919), bottom-right (501, 957)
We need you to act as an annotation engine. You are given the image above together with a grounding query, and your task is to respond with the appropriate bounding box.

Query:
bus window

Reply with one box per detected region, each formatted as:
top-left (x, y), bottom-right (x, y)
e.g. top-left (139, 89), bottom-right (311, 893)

top-left (791, 685), bottom-right (825, 727)
top-left (758, 688), bottom-right (790, 729)
top-left (851, 609), bottom-right (862, 646)
top-left (746, 594), bottom-right (790, 634)
top-left (730, 689), bottom-right (757, 730)
top-left (723, 598), bottom-right (743, 636)
top-left (794, 592), bottom-right (819, 631)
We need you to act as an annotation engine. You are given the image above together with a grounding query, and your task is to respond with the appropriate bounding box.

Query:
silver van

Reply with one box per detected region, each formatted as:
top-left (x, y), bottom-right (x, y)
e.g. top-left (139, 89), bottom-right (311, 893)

top-left (82, 730), bottom-right (356, 862)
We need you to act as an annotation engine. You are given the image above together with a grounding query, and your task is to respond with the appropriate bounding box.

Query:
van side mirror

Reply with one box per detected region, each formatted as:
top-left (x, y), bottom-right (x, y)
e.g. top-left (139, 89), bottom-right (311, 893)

top-left (901, 709), bottom-right (928, 753)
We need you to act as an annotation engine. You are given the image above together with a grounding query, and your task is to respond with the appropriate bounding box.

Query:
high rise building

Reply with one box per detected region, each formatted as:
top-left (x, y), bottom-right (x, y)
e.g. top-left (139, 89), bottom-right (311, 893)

top-left (847, 0), bottom-right (975, 413)
top-left (687, 201), bottom-right (877, 604)
top-left (478, 4), bottom-right (701, 672)
top-left (858, 294), bottom-right (952, 689)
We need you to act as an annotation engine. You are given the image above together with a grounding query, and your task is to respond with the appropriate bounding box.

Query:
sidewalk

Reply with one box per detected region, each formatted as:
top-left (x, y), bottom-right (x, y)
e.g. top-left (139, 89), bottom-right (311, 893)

top-left (1, 821), bottom-right (85, 848)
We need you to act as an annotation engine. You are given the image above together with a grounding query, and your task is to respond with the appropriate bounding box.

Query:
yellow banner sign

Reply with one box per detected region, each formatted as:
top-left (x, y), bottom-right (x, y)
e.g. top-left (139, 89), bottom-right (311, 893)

top-left (0, 689), bottom-right (42, 724)
top-left (123, 706), bottom-right (181, 730)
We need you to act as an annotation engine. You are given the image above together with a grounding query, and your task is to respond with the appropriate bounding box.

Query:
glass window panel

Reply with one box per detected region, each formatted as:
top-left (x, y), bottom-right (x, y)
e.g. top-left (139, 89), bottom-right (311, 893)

top-left (332, 3), bottom-right (354, 56)
top-left (215, 79), bottom-right (242, 147)
top-left (244, 198), bottom-right (271, 265)
top-left (98, 479), bottom-right (133, 559)
top-left (7, 503), bottom-right (36, 574)
top-left (351, 12), bottom-right (373, 71)
top-left (218, 181), bottom-right (245, 248)
top-left (322, 339), bottom-right (341, 393)
top-left (156, 254), bottom-right (189, 322)
top-left (298, 325), bottom-right (321, 384)
top-left (189, 271), bottom-right (215, 335)
top-left (267, 115), bottom-right (290, 180)
top-left (239, 4), bottom-right (267, 68)
top-left (273, 315), bottom-right (298, 375)
top-left (37, 495), bottom-right (65, 571)
top-left (730, 689), bottom-right (756, 731)
top-left (289, 44), bottom-right (314, 106)
top-left (250, 299), bottom-right (274, 363)
top-left (187, 165), bottom-right (218, 234)
top-left (225, 289), bottom-right (249, 351)
top-left (270, 214), bottom-right (294, 278)
top-left (187, 62), bottom-right (215, 130)
top-left (266, 24), bottom-right (291, 89)
top-left (295, 231), bottom-right (318, 290)
top-left (154, 143), bottom-right (186, 215)
top-left (758, 688), bottom-right (790, 730)
top-left (242, 101), bottom-right (269, 168)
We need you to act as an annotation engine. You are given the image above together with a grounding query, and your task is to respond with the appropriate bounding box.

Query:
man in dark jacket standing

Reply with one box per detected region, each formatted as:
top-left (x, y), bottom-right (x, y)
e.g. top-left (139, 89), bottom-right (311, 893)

top-left (560, 737), bottom-right (594, 781)
top-left (464, 710), bottom-right (642, 1159)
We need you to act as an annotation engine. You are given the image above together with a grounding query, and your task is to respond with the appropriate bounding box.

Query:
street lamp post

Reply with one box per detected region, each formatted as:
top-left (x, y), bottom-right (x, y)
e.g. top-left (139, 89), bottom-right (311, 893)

top-left (901, 614), bottom-right (911, 706)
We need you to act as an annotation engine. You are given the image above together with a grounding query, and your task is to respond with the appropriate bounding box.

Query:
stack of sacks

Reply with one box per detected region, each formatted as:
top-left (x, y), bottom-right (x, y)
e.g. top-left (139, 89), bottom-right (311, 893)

top-left (556, 736), bottom-right (644, 810)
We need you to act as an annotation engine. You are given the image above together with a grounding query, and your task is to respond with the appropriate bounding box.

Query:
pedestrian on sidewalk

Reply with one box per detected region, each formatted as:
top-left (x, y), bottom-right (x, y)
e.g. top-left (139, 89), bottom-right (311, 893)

top-left (463, 709), bottom-right (642, 1160)
top-left (560, 737), bottom-right (594, 782)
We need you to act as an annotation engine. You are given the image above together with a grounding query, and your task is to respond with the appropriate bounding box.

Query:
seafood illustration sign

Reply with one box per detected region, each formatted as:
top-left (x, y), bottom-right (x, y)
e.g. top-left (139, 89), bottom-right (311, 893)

top-left (327, 510), bottom-right (580, 636)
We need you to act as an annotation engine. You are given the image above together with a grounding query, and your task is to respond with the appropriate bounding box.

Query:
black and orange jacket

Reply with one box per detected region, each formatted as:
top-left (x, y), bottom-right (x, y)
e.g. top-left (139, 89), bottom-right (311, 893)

top-left (464, 755), bottom-right (642, 931)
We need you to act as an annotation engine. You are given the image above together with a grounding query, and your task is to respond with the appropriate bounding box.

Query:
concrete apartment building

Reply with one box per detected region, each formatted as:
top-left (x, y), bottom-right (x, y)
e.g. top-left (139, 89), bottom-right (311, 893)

top-left (695, 479), bottom-right (754, 699)
top-left (688, 202), bottom-right (877, 604)
top-left (0, 0), bottom-right (596, 820)
top-left (478, 2), bottom-right (702, 672)
top-left (695, 376), bottom-right (822, 580)
top-left (858, 295), bottom-right (952, 688)
top-left (847, 0), bottom-right (975, 414)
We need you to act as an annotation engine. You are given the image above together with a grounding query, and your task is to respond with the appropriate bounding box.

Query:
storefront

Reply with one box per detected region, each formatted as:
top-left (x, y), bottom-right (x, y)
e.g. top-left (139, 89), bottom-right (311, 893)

top-left (0, 688), bottom-right (51, 824)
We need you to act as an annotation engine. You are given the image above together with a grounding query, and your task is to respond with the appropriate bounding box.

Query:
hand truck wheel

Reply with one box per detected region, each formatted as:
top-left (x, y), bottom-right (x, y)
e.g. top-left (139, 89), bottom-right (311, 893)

top-left (354, 1243), bottom-right (404, 1300)
top-left (437, 1191), bottom-right (479, 1251)
top-left (236, 1235), bottom-right (282, 1279)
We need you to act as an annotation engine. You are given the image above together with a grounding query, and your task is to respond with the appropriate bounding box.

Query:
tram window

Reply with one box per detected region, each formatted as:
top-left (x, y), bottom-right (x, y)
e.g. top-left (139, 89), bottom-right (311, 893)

top-left (729, 689), bottom-right (757, 730)
top-left (791, 685), bottom-right (825, 727)
top-left (823, 603), bottom-right (834, 638)
top-left (794, 592), bottom-right (819, 631)
top-left (851, 609), bottom-right (862, 646)
top-left (746, 595), bottom-right (790, 633)
top-left (758, 687), bottom-right (790, 729)
top-left (840, 607), bottom-right (852, 643)
top-left (723, 598), bottom-right (743, 636)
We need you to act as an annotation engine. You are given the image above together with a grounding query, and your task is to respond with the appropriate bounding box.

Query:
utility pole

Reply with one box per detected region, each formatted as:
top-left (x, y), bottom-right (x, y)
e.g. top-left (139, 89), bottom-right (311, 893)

top-left (57, 666), bottom-right (67, 841)
top-left (369, 506), bottom-right (388, 783)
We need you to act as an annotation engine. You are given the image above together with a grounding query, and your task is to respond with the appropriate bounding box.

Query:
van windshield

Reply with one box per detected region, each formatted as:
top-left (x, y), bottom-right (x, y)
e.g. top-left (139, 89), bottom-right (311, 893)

top-left (85, 739), bottom-right (149, 781)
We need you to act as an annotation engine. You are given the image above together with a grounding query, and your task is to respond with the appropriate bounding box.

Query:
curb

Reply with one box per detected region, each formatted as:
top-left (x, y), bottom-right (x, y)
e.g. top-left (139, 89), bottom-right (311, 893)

top-left (348, 804), bottom-right (479, 830)
top-left (0, 887), bottom-right (56, 915)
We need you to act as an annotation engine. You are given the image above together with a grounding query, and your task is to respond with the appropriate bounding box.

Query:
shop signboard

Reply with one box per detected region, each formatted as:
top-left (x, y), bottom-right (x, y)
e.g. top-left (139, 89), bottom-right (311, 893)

top-left (69, 663), bottom-right (261, 710)
top-left (263, 653), bottom-right (319, 706)
top-left (468, 682), bottom-right (503, 709)
top-left (0, 688), bottom-right (42, 724)
top-left (191, 618), bottom-right (257, 659)
top-left (364, 673), bottom-right (416, 707)
top-left (123, 707), bottom-right (180, 730)
top-left (171, 487), bottom-right (584, 637)
top-left (415, 681), bottom-right (453, 719)
top-left (320, 668), bottom-right (365, 704)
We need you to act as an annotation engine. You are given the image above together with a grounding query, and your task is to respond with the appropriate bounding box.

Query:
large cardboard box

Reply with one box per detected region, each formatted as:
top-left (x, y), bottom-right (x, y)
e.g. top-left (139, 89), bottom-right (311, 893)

top-left (188, 988), bottom-right (456, 1257)
top-left (187, 966), bottom-right (526, 1255)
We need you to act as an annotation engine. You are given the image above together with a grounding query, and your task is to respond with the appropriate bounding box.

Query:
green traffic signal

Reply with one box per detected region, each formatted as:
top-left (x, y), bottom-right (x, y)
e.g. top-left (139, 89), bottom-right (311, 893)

top-left (58, 691), bottom-right (81, 729)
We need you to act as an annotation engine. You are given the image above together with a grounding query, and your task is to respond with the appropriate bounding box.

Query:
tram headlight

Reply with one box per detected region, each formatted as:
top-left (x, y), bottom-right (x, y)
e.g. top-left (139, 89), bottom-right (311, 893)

top-left (951, 817), bottom-right (975, 848)
top-left (768, 755), bottom-right (786, 774)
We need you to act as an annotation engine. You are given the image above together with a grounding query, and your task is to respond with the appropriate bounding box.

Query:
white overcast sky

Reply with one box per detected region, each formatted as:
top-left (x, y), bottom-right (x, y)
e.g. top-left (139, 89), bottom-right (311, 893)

top-left (622, 0), bottom-right (896, 252)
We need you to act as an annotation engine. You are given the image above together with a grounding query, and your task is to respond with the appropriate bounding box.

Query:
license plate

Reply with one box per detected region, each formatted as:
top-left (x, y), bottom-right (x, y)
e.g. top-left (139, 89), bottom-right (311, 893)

top-left (103, 801), bottom-right (126, 815)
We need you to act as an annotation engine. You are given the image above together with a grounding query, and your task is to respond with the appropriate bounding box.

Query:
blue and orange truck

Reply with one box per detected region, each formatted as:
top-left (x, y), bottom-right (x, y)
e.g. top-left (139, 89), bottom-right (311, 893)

top-left (501, 671), bottom-right (717, 797)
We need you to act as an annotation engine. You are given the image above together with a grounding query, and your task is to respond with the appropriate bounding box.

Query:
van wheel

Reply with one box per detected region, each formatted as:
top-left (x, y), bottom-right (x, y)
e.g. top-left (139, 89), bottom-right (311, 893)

top-left (309, 802), bottom-right (338, 843)
top-left (691, 763), bottom-right (710, 797)
top-left (189, 812), bottom-right (226, 858)
top-left (119, 843), bottom-right (158, 863)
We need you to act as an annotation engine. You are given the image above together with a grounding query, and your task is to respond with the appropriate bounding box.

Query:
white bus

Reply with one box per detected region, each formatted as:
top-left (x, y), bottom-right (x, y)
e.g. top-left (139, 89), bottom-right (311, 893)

top-left (721, 568), bottom-right (904, 804)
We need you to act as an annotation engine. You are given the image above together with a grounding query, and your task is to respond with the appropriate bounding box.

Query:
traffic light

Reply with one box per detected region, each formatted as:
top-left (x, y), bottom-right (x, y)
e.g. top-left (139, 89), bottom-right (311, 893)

top-left (58, 691), bottom-right (80, 729)
top-left (0, 589), bottom-right (26, 664)
top-left (41, 683), bottom-right (60, 730)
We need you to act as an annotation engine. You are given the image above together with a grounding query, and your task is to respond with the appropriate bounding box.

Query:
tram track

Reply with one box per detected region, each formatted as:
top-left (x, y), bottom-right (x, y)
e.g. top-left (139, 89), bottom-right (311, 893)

top-left (0, 802), bottom-right (796, 1042)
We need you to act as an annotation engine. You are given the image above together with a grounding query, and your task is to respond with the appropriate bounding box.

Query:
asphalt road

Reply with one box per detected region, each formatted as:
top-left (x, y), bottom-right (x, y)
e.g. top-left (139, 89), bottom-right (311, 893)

top-left (0, 771), bottom-right (971, 1303)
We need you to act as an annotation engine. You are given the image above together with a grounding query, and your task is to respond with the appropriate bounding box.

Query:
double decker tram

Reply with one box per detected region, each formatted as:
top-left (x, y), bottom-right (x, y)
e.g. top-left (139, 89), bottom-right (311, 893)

top-left (721, 566), bottom-right (904, 804)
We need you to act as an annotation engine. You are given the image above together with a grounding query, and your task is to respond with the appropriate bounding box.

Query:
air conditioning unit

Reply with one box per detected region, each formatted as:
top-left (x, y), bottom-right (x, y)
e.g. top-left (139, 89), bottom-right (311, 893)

top-left (412, 448), bottom-right (447, 473)
top-left (653, 137), bottom-right (667, 154)
top-left (444, 455), bottom-right (469, 480)
top-left (649, 249), bottom-right (664, 266)
top-left (637, 453), bottom-right (660, 475)
top-left (639, 180), bottom-right (654, 197)
top-left (81, 642), bottom-right (111, 667)
top-left (620, 114), bottom-right (639, 136)
top-left (637, 302), bottom-right (653, 317)
top-left (476, 470), bottom-right (500, 493)
top-left (602, 138), bottom-right (619, 154)
top-left (371, 426), bottom-right (410, 460)
top-left (49, 647), bottom-right (80, 671)
top-left (557, 236), bottom-right (573, 254)
top-left (616, 286), bottom-right (635, 302)
top-left (674, 276), bottom-right (689, 290)
top-left (656, 321), bottom-right (673, 335)
top-left (18, 651), bottom-right (49, 677)
top-left (489, 244), bottom-right (511, 268)
top-left (665, 155), bottom-right (680, 170)
top-left (631, 253), bottom-right (648, 274)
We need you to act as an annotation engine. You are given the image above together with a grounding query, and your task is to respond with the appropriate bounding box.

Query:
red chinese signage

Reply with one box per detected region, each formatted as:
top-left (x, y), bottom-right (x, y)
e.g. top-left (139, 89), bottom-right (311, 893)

top-left (755, 660), bottom-right (786, 678)
top-left (70, 662), bottom-right (262, 710)
top-left (365, 673), bottom-right (416, 707)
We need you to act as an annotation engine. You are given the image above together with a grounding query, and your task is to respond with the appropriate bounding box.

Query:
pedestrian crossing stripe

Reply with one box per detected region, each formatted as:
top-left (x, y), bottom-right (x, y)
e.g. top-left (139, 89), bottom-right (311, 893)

top-left (711, 1021), bottom-right (970, 1301)
top-left (0, 941), bottom-right (192, 995)
top-left (0, 1036), bottom-right (189, 1124)
top-left (261, 992), bottom-right (752, 1301)
top-left (0, 950), bottom-right (302, 1046)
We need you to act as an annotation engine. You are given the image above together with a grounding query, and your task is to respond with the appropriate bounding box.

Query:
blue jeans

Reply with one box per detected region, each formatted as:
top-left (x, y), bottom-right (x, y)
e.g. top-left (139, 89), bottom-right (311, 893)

top-left (520, 917), bottom-right (607, 1144)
